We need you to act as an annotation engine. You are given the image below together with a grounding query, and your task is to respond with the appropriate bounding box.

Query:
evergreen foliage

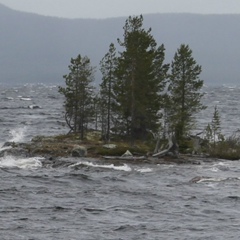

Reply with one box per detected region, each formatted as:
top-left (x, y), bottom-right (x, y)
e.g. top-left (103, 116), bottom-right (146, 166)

top-left (59, 16), bottom-right (206, 149)
top-left (205, 105), bottom-right (224, 145)
top-left (113, 15), bottom-right (169, 143)
top-left (211, 105), bottom-right (223, 144)
top-left (168, 44), bottom-right (205, 141)
top-left (59, 54), bottom-right (95, 140)
top-left (99, 43), bottom-right (117, 142)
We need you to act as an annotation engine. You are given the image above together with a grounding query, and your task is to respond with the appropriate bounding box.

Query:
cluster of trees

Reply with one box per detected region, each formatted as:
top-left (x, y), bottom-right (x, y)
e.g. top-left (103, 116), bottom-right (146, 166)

top-left (59, 15), bottom-right (205, 145)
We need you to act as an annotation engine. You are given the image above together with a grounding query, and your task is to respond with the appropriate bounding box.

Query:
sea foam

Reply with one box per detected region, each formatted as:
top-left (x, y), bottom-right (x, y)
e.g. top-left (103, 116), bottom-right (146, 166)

top-left (69, 161), bottom-right (132, 172)
top-left (9, 126), bottom-right (27, 143)
top-left (0, 155), bottom-right (43, 169)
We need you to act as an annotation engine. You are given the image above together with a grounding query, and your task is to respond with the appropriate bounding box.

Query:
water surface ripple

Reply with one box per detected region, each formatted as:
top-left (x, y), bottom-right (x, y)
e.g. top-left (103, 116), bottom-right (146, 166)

top-left (0, 84), bottom-right (240, 239)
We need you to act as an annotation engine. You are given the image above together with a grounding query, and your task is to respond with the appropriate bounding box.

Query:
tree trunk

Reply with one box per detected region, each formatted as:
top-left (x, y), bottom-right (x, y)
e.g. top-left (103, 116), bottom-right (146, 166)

top-left (152, 136), bottom-right (179, 158)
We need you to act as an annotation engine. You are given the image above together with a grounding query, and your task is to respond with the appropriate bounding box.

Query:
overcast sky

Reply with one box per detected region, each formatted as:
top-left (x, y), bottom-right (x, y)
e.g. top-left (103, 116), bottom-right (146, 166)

top-left (0, 0), bottom-right (240, 19)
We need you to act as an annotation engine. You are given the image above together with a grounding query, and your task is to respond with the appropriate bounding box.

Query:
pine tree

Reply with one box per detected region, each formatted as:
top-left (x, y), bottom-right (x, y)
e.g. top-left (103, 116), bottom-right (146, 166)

top-left (168, 44), bottom-right (205, 142)
top-left (113, 15), bottom-right (169, 143)
top-left (205, 123), bottom-right (213, 143)
top-left (99, 43), bottom-right (117, 142)
top-left (59, 54), bottom-right (95, 140)
top-left (92, 93), bottom-right (101, 131)
top-left (204, 105), bottom-right (224, 148)
top-left (212, 106), bottom-right (221, 143)
top-left (211, 105), bottom-right (224, 144)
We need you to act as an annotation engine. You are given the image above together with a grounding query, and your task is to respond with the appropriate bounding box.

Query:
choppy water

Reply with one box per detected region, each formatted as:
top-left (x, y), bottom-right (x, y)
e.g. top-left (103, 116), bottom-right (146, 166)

top-left (1, 84), bottom-right (240, 239)
top-left (0, 84), bottom-right (67, 144)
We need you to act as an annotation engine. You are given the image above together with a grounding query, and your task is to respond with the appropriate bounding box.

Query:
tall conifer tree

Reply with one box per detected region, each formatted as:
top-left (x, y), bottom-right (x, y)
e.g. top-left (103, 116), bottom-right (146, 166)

top-left (99, 43), bottom-right (117, 142)
top-left (113, 15), bottom-right (169, 143)
top-left (59, 54), bottom-right (95, 140)
top-left (168, 44), bottom-right (205, 142)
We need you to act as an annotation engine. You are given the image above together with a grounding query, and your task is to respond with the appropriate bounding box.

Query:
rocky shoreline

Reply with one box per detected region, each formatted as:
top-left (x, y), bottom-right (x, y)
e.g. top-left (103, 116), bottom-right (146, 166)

top-left (1, 135), bottom-right (89, 158)
top-left (0, 134), bottom-right (214, 167)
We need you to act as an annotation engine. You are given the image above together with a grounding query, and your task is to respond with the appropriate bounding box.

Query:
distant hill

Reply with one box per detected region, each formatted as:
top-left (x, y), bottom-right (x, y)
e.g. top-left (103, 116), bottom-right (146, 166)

top-left (0, 3), bottom-right (240, 85)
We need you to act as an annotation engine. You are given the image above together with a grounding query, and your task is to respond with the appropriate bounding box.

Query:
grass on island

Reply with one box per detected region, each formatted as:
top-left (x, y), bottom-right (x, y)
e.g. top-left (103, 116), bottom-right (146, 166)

top-left (24, 130), bottom-right (240, 160)
top-left (207, 136), bottom-right (240, 160)
top-left (29, 132), bottom-right (155, 158)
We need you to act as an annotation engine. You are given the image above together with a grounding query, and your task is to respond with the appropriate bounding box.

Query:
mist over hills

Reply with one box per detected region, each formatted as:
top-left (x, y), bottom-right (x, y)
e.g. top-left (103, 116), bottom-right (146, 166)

top-left (0, 3), bottom-right (239, 86)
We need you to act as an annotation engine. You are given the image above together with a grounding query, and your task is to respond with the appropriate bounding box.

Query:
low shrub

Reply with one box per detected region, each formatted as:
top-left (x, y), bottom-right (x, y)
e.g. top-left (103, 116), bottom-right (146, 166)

top-left (207, 132), bottom-right (240, 160)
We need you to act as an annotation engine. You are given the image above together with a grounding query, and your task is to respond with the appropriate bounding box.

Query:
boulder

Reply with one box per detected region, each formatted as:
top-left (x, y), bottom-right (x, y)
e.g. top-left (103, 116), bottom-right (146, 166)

top-left (2, 141), bottom-right (21, 148)
top-left (71, 145), bottom-right (87, 157)
top-left (0, 147), bottom-right (29, 158)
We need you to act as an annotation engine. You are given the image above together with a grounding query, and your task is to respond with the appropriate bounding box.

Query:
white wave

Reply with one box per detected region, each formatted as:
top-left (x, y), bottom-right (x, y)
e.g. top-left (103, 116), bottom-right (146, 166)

top-left (9, 127), bottom-right (27, 142)
top-left (207, 162), bottom-right (230, 172)
top-left (222, 84), bottom-right (237, 89)
top-left (0, 156), bottom-right (43, 169)
top-left (197, 177), bottom-right (225, 183)
top-left (213, 162), bottom-right (230, 171)
top-left (215, 162), bottom-right (229, 166)
top-left (6, 97), bottom-right (14, 100)
top-left (209, 167), bottom-right (220, 172)
top-left (28, 105), bottom-right (41, 109)
top-left (0, 145), bottom-right (12, 152)
top-left (136, 168), bottom-right (153, 173)
top-left (20, 97), bottom-right (32, 101)
top-left (69, 161), bottom-right (132, 172)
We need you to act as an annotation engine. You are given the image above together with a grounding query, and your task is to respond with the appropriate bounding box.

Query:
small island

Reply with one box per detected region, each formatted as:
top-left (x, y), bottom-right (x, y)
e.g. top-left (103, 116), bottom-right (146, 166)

top-left (2, 15), bottom-right (240, 165)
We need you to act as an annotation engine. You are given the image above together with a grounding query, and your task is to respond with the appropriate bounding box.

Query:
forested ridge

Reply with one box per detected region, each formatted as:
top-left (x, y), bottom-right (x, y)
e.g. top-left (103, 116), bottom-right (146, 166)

top-left (1, 3), bottom-right (240, 85)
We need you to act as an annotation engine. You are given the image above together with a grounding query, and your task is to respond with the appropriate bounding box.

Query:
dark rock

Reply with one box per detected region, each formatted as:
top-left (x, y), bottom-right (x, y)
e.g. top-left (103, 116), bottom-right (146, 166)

top-left (71, 145), bottom-right (87, 157)
top-left (2, 142), bottom-right (17, 148)
top-left (0, 147), bottom-right (29, 158)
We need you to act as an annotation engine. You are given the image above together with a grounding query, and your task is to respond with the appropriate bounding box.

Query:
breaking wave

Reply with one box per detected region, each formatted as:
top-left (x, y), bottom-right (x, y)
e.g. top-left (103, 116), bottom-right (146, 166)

top-left (0, 155), bottom-right (43, 169)
top-left (0, 126), bottom-right (43, 169)
top-left (69, 161), bottom-right (132, 172)
top-left (9, 126), bottom-right (27, 143)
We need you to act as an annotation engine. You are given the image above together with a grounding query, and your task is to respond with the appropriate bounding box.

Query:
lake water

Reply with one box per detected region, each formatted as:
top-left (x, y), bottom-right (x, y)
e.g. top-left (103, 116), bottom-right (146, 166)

top-left (1, 84), bottom-right (240, 239)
